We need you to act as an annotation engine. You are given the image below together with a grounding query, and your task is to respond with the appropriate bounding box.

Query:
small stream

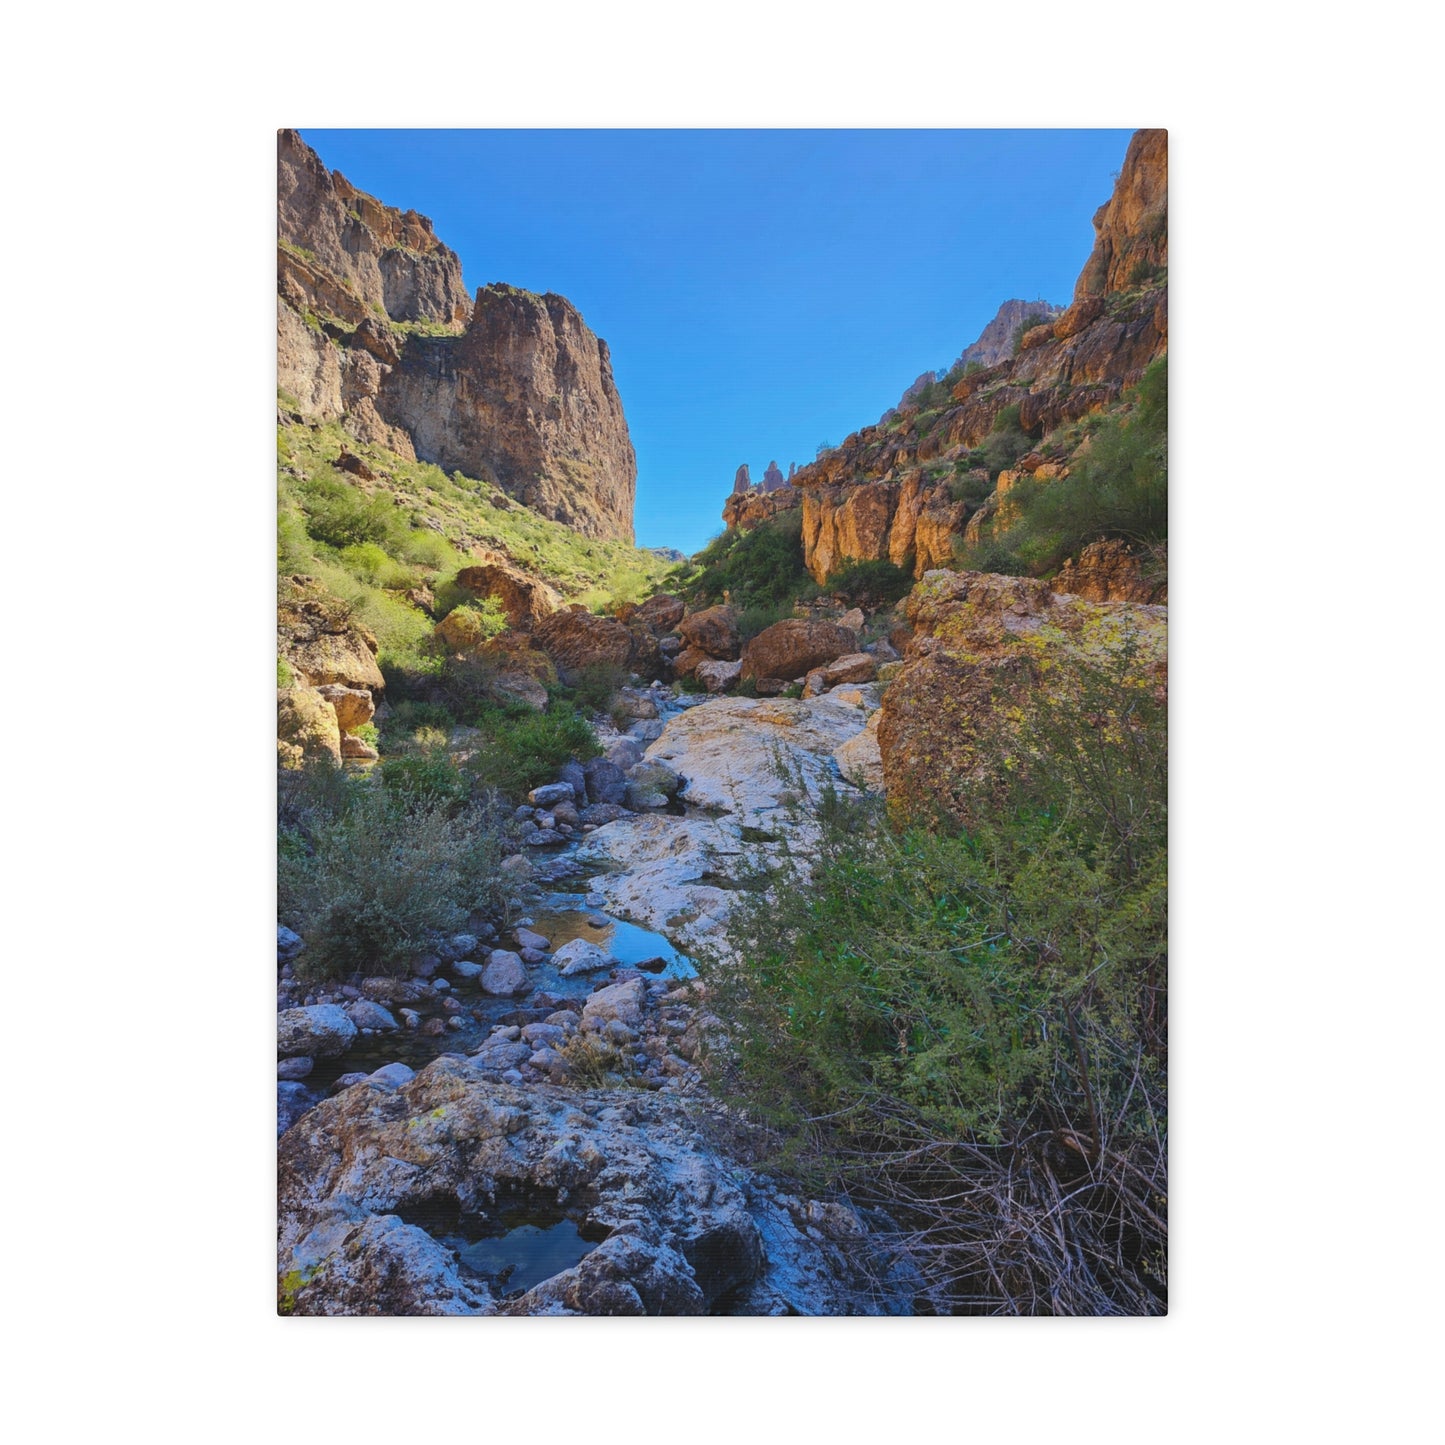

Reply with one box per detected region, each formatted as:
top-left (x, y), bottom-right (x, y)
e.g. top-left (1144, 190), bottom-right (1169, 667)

top-left (300, 692), bottom-right (704, 1097)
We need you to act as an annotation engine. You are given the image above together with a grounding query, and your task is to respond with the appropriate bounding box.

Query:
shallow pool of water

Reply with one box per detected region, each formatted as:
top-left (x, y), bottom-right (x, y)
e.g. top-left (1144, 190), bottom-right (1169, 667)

top-left (527, 898), bottom-right (696, 981)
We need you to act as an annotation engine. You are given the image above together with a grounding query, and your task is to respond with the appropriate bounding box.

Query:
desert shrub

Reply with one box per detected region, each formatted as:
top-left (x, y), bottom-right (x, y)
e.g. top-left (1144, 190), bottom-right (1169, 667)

top-left (567, 662), bottom-right (629, 715)
top-left (953, 535), bottom-right (1029, 576)
top-left (735, 599), bottom-right (794, 642)
top-left (278, 769), bottom-right (507, 981)
top-left (377, 750), bottom-right (472, 812)
top-left (465, 704), bottom-right (600, 799)
top-left (949, 469), bottom-right (995, 508)
top-left (277, 657), bottom-right (294, 688)
top-left (704, 641), bottom-right (1167, 1314)
top-left (823, 558), bottom-right (914, 607)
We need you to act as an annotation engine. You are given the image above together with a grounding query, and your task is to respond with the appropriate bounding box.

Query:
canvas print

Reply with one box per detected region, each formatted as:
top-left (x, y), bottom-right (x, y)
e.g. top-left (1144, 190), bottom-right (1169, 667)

top-left (276, 127), bottom-right (1168, 1316)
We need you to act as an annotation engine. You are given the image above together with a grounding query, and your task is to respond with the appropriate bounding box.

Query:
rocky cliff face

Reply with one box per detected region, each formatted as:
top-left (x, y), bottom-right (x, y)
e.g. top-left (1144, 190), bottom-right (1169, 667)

top-left (752, 130), bottom-right (1167, 589)
top-left (277, 131), bottom-right (637, 544)
top-left (376, 286), bottom-right (637, 543)
top-left (278, 130), bottom-right (472, 326)
top-left (1072, 128), bottom-right (1168, 298)
top-left (950, 298), bottom-right (1065, 372)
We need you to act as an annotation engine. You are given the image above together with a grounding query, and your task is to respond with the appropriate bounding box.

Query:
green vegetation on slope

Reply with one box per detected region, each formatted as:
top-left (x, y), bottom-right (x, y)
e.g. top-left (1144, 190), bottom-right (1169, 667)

top-left (958, 357), bottom-right (1167, 578)
top-left (708, 640), bottom-right (1167, 1315)
top-left (277, 418), bottom-right (675, 672)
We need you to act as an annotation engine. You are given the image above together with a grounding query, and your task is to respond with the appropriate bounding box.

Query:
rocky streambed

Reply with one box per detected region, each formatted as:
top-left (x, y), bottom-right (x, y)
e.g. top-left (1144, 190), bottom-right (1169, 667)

top-left (277, 683), bottom-right (906, 1316)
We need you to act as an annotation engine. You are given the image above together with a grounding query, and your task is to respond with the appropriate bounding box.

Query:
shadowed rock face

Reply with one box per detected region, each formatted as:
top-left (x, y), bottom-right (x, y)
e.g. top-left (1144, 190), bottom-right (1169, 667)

top-left (377, 286), bottom-right (637, 543)
top-left (949, 298), bottom-right (1065, 373)
top-left (732, 463), bottom-right (753, 495)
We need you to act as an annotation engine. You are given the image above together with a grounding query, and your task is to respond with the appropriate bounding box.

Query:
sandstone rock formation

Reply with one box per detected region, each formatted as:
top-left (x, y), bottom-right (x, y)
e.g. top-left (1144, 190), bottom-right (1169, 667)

top-left (732, 463), bottom-right (753, 495)
top-left (876, 569), bottom-right (1167, 824)
top-left (761, 460), bottom-right (788, 492)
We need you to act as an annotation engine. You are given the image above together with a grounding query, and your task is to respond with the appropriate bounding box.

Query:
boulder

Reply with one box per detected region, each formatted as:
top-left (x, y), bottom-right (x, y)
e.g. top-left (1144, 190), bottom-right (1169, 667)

top-left (740, 620), bottom-right (858, 685)
top-left (819, 652), bottom-right (877, 686)
top-left (552, 938), bottom-right (614, 977)
top-left (533, 609), bottom-right (635, 679)
top-left (277, 576), bottom-right (385, 693)
top-left (558, 761), bottom-right (589, 806)
top-left (277, 925), bottom-right (305, 961)
top-left (314, 683), bottom-right (375, 733)
top-left (634, 594), bottom-right (686, 632)
top-left (480, 951), bottom-right (530, 996)
top-left (676, 606), bottom-right (740, 661)
top-left (278, 1004), bottom-right (357, 1059)
top-left (454, 560), bottom-right (560, 629)
top-left (625, 761), bottom-right (683, 811)
top-left (582, 757), bottom-right (628, 806)
top-left (695, 658), bottom-right (742, 693)
top-left (340, 735), bottom-right (379, 760)
top-left (277, 687), bottom-right (341, 769)
top-left (346, 1000), bottom-right (399, 1032)
top-left (582, 977), bottom-right (646, 1030)
top-left (528, 782), bottom-right (576, 808)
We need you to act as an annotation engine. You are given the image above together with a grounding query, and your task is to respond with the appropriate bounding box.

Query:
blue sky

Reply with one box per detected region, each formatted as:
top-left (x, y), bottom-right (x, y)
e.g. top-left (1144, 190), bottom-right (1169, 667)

top-left (303, 128), bottom-right (1133, 555)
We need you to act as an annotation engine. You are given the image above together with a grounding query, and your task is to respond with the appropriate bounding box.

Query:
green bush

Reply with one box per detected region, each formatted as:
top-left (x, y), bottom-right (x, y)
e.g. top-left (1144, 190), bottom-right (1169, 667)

top-left (567, 662), bottom-right (629, 715)
top-left (682, 510), bottom-right (817, 614)
top-left (278, 769), bottom-right (506, 981)
top-left (948, 469), bottom-right (995, 508)
top-left (378, 750), bottom-right (472, 812)
top-left (705, 640), bottom-right (1167, 1314)
top-left (822, 558), bottom-right (915, 607)
top-left (464, 705), bottom-right (599, 799)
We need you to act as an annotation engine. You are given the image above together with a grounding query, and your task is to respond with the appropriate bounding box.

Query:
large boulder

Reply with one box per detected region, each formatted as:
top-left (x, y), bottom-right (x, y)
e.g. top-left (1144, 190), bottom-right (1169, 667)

top-left (695, 658), bottom-right (742, 693)
top-left (676, 606), bottom-right (739, 661)
top-left (634, 594), bottom-right (686, 633)
top-left (480, 951), bottom-right (530, 996)
top-left (455, 560), bottom-right (561, 629)
top-left (533, 608), bottom-right (635, 679)
top-left (278, 1004), bottom-right (357, 1058)
top-left (278, 576), bottom-right (385, 693)
top-left (552, 938), bottom-right (613, 977)
top-left (277, 687), bottom-right (341, 769)
top-left (314, 683), bottom-right (375, 734)
top-left (582, 757), bottom-right (628, 806)
top-left (740, 619), bottom-right (858, 685)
